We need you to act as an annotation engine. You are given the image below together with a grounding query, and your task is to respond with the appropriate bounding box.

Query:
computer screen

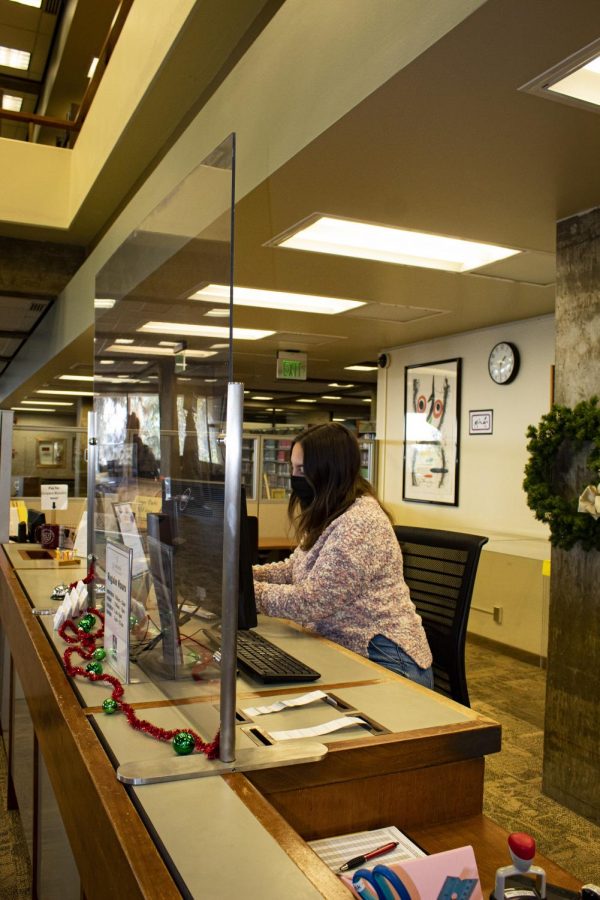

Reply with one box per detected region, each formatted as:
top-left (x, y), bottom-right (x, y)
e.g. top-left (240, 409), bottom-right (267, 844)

top-left (164, 478), bottom-right (257, 631)
top-left (27, 509), bottom-right (46, 543)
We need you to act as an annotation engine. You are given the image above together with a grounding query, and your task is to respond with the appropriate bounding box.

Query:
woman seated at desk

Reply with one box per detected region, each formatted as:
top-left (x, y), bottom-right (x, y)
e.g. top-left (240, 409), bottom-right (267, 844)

top-left (253, 423), bottom-right (433, 688)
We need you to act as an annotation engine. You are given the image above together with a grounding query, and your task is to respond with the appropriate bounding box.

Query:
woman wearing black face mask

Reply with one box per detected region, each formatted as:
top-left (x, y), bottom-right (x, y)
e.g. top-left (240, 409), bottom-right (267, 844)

top-left (253, 423), bottom-right (433, 687)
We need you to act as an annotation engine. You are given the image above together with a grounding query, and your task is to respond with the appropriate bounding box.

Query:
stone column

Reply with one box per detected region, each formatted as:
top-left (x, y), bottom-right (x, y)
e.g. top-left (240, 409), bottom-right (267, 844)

top-left (543, 207), bottom-right (600, 822)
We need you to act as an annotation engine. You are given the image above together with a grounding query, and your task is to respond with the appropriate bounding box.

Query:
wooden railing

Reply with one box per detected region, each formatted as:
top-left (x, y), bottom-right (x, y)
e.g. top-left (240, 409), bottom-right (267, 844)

top-left (0, 0), bottom-right (134, 148)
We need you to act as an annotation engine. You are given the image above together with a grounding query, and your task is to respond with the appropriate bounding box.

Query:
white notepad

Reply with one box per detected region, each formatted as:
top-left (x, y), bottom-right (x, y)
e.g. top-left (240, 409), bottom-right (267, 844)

top-left (309, 825), bottom-right (425, 873)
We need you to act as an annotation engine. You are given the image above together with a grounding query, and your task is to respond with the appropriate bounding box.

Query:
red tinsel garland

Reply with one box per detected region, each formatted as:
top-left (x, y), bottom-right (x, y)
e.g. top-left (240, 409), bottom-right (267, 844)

top-left (59, 608), bottom-right (220, 758)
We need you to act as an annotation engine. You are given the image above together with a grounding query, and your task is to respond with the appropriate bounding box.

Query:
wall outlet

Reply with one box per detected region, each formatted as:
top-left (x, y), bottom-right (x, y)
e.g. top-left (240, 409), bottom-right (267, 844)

top-left (493, 606), bottom-right (503, 624)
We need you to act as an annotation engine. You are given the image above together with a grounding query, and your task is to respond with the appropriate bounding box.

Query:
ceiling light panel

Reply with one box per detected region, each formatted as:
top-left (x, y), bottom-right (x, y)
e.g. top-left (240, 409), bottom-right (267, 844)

top-left (138, 321), bottom-right (274, 341)
top-left (59, 375), bottom-right (94, 382)
top-left (22, 400), bottom-right (72, 406)
top-left (2, 95), bottom-right (22, 111)
top-left (520, 40), bottom-right (600, 113)
top-left (9, 0), bottom-right (42, 7)
top-left (547, 54), bottom-right (600, 107)
top-left (272, 215), bottom-right (520, 273)
top-left (105, 343), bottom-right (217, 358)
top-left (37, 390), bottom-right (94, 397)
top-left (0, 46), bottom-right (31, 70)
top-left (191, 283), bottom-right (365, 315)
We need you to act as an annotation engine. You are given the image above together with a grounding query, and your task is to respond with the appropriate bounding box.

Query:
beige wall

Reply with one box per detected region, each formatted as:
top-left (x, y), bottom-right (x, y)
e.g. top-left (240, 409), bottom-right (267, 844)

top-left (376, 314), bottom-right (554, 539)
top-left (376, 314), bottom-right (555, 657)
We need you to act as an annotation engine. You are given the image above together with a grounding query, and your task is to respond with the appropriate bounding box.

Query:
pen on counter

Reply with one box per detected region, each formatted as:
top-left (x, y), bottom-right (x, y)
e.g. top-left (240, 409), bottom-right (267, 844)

top-left (337, 841), bottom-right (399, 873)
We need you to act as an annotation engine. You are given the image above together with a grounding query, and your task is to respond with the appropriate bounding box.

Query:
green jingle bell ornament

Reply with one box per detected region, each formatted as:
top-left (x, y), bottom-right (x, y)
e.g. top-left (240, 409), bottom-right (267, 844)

top-left (93, 647), bottom-right (106, 661)
top-left (173, 731), bottom-right (196, 756)
top-left (78, 613), bottom-right (96, 633)
top-left (86, 660), bottom-right (103, 675)
top-left (102, 698), bottom-right (119, 715)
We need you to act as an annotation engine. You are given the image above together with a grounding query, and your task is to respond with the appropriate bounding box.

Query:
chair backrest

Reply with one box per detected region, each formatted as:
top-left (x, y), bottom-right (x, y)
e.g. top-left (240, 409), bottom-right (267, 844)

top-left (393, 525), bottom-right (488, 706)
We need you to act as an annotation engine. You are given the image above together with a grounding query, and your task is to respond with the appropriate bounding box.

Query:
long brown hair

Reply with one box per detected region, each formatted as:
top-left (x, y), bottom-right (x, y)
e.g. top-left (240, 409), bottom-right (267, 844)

top-left (288, 423), bottom-right (389, 550)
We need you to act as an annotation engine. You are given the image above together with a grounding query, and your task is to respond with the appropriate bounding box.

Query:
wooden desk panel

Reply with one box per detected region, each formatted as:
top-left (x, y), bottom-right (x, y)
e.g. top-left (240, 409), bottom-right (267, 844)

top-left (254, 758), bottom-right (485, 841)
top-left (0, 549), bottom-right (180, 900)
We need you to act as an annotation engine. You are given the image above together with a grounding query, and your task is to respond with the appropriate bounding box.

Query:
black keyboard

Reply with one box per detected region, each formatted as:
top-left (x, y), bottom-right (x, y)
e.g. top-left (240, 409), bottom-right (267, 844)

top-left (236, 629), bottom-right (320, 683)
top-left (207, 628), bottom-right (320, 684)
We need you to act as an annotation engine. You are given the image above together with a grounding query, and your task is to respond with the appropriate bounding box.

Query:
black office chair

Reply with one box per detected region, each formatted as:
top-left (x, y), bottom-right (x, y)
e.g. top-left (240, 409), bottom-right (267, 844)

top-left (393, 526), bottom-right (488, 707)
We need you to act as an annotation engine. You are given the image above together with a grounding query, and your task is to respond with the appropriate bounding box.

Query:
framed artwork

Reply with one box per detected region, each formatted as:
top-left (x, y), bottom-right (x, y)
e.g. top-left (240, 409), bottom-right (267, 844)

top-left (469, 409), bottom-right (493, 435)
top-left (37, 438), bottom-right (66, 468)
top-left (403, 358), bottom-right (461, 506)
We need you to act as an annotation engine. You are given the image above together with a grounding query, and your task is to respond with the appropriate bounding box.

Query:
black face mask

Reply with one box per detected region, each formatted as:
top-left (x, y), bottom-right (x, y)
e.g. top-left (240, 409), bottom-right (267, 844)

top-left (291, 475), bottom-right (315, 509)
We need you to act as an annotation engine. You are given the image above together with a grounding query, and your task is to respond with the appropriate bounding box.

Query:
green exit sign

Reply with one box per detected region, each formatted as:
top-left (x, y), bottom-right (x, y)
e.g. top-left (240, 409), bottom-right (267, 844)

top-left (276, 351), bottom-right (307, 381)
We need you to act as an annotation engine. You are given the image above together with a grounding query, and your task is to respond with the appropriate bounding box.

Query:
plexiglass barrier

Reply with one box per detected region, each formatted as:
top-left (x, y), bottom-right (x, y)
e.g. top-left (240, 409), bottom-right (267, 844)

top-left (91, 137), bottom-right (236, 736)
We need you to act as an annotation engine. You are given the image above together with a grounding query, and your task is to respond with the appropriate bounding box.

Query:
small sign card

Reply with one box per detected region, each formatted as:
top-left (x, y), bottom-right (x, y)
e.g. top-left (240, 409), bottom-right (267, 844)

top-left (41, 483), bottom-right (69, 510)
top-left (469, 409), bottom-right (493, 435)
top-left (104, 540), bottom-right (133, 683)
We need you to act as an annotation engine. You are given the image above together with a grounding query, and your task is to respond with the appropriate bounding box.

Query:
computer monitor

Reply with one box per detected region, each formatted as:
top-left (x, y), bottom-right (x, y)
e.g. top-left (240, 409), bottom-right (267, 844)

top-left (164, 478), bottom-right (257, 631)
top-left (27, 509), bottom-right (46, 543)
top-left (141, 481), bottom-right (257, 680)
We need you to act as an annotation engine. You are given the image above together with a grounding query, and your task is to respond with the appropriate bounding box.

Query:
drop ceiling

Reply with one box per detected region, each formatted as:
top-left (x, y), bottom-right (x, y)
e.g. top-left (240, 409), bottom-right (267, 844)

top-left (2, 0), bottom-right (600, 413)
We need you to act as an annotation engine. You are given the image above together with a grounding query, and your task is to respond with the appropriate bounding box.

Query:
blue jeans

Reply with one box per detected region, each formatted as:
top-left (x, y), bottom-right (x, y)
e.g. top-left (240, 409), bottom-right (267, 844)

top-left (367, 634), bottom-right (434, 689)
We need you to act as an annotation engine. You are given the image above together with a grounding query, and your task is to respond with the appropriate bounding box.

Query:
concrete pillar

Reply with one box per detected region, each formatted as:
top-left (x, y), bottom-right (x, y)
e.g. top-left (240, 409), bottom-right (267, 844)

top-left (542, 207), bottom-right (600, 823)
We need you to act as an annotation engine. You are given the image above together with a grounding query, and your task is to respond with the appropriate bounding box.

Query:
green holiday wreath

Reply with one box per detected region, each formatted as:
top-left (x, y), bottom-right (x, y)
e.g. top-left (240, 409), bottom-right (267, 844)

top-left (523, 396), bottom-right (600, 551)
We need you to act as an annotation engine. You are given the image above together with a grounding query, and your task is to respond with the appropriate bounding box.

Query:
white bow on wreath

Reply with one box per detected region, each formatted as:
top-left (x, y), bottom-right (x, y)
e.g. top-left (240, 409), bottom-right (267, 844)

top-left (578, 484), bottom-right (600, 520)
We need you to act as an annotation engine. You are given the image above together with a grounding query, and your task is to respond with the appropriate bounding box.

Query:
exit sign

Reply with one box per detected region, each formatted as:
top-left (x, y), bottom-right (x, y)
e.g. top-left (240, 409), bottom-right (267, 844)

top-left (276, 351), bottom-right (307, 381)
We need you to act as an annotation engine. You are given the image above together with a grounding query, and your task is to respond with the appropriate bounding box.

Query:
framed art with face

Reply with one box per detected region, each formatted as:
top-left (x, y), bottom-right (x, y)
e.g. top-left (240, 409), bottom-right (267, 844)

top-left (402, 358), bottom-right (461, 505)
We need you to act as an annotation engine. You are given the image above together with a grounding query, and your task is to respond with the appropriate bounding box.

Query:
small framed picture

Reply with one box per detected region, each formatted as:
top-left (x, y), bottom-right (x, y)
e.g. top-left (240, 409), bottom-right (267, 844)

top-left (469, 409), bottom-right (493, 435)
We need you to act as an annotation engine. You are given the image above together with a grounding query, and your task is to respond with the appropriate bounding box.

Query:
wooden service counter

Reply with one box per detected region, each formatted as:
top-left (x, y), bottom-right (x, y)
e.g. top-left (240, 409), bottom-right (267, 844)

top-left (0, 545), bottom-right (581, 899)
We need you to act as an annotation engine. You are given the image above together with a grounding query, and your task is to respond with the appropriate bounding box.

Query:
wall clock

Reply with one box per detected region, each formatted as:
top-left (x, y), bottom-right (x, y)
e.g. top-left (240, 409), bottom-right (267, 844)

top-left (488, 341), bottom-right (520, 385)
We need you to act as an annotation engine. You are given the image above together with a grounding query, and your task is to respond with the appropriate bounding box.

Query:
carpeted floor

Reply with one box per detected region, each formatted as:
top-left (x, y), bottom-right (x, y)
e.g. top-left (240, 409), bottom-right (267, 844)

top-left (467, 639), bottom-right (600, 884)
top-left (0, 744), bottom-right (31, 899)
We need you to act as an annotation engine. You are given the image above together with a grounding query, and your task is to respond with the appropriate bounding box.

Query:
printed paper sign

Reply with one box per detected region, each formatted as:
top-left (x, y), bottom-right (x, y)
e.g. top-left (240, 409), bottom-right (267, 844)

top-left (104, 541), bottom-right (133, 683)
top-left (41, 484), bottom-right (69, 511)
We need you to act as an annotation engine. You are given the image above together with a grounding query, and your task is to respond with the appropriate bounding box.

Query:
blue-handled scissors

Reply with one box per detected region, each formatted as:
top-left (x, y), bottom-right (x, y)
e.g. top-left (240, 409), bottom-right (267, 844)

top-left (352, 865), bottom-right (411, 900)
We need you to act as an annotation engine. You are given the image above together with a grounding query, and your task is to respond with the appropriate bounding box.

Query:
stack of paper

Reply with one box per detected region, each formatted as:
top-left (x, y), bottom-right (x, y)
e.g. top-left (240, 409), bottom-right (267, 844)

top-left (309, 825), bottom-right (425, 873)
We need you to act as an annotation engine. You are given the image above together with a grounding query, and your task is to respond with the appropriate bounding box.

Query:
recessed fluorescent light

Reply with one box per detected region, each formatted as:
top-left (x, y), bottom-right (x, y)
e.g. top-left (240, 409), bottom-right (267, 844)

top-left (178, 377), bottom-right (191, 382)
top-left (88, 57), bottom-right (99, 79)
top-left (204, 378), bottom-right (217, 383)
top-left (138, 321), bottom-right (274, 341)
top-left (99, 360), bottom-right (115, 365)
top-left (10, 0), bottom-right (42, 7)
top-left (37, 390), bottom-right (94, 397)
top-left (94, 298), bottom-right (115, 309)
top-left (297, 398), bottom-right (317, 404)
top-left (322, 395), bottom-right (342, 400)
top-left (105, 343), bottom-right (217, 358)
top-left (362, 398), bottom-right (372, 402)
top-left (328, 382), bottom-right (354, 388)
top-left (2, 94), bottom-right (22, 112)
top-left (22, 399), bottom-right (73, 406)
top-left (12, 407), bottom-right (55, 412)
top-left (547, 53), bottom-right (600, 107)
top-left (204, 308), bottom-right (230, 318)
top-left (345, 364), bottom-right (378, 372)
top-left (209, 343), bottom-right (229, 349)
top-left (59, 374), bottom-right (94, 382)
top-left (190, 283), bottom-right (365, 315)
top-left (272, 215), bottom-right (520, 273)
top-left (132, 360), bottom-right (146, 365)
top-left (0, 46), bottom-right (30, 70)
top-left (252, 396), bottom-right (273, 400)
top-left (332, 418), bottom-right (345, 422)
top-left (159, 341), bottom-right (180, 346)
top-left (115, 338), bottom-right (134, 344)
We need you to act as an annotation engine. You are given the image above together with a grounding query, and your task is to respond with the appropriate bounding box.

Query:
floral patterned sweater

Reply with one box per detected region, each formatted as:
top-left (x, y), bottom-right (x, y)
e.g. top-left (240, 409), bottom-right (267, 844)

top-left (253, 496), bottom-right (432, 668)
